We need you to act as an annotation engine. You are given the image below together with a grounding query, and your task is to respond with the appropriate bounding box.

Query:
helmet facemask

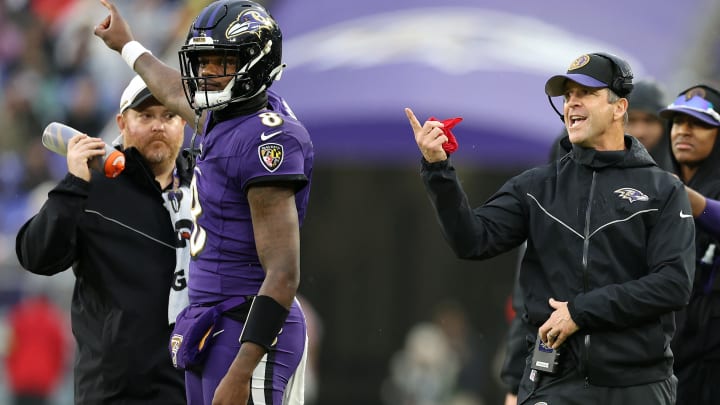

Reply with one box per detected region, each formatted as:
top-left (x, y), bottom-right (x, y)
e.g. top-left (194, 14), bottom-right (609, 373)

top-left (178, 1), bottom-right (284, 112)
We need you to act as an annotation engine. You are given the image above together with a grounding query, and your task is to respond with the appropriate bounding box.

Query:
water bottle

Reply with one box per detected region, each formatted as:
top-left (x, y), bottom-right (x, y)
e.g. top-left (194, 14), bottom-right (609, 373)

top-left (42, 122), bottom-right (125, 178)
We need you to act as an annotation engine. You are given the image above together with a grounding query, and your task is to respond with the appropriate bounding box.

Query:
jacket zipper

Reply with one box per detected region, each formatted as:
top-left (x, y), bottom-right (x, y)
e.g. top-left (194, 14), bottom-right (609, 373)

top-left (581, 170), bottom-right (597, 387)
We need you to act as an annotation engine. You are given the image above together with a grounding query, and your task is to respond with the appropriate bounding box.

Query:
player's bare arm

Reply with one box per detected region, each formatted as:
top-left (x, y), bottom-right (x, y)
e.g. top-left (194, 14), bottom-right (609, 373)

top-left (249, 185), bottom-right (301, 308)
top-left (212, 184), bottom-right (300, 404)
top-left (94, 0), bottom-right (200, 125)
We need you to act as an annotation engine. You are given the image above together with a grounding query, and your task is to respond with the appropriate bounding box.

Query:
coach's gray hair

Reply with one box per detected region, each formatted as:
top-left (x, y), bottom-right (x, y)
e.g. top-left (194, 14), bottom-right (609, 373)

top-left (607, 89), bottom-right (629, 126)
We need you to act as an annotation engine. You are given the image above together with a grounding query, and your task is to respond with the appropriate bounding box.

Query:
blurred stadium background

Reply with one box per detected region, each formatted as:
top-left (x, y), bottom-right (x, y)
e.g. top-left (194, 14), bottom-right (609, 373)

top-left (1, 0), bottom-right (719, 403)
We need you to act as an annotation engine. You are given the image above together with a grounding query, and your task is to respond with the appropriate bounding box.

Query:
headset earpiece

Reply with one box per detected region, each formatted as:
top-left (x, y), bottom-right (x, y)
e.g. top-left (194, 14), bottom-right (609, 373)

top-left (592, 52), bottom-right (634, 96)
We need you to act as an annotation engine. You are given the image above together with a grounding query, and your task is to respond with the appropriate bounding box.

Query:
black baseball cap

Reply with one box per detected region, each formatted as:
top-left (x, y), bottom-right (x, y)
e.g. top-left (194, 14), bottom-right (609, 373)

top-left (659, 85), bottom-right (720, 127)
top-left (545, 53), bottom-right (625, 97)
top-left (628, 80), bottom-right (665, 116)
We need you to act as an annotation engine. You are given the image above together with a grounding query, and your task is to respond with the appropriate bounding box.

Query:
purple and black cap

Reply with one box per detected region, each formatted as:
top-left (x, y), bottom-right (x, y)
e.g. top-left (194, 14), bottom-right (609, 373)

top-left (545, 53), bottom-right (632, 97)
top-left (659, 85), bottom-right (720, 127)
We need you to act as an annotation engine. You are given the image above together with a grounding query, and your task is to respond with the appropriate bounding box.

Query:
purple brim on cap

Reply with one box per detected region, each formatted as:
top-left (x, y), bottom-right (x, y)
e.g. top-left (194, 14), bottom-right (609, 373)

top-left (659, 106), bottom-right (720, 127)
top-left (545, 74), bottom-right (608, 97)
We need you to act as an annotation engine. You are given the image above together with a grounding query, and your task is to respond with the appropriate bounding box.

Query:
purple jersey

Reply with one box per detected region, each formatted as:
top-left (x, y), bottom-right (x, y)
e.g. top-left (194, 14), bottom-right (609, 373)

top-left (188, 91), bottom-right (313, 303)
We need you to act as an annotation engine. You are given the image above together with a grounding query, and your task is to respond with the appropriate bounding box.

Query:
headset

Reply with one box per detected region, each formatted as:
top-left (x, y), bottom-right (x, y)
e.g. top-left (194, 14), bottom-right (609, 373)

top-left (548, 52), bottom-right (635, 121)
top-left (591, 52), bottom-right (634, 97)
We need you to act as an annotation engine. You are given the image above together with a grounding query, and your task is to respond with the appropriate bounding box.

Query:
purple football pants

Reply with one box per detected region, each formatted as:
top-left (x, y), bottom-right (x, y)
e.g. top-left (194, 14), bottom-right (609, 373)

top-left (185, 300), bottom-right (306, 404)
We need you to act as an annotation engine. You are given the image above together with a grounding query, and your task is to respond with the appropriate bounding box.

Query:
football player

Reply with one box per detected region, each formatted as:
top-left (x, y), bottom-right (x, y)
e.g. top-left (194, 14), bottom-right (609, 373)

top-left (95, 1), bottom-right (313, 404)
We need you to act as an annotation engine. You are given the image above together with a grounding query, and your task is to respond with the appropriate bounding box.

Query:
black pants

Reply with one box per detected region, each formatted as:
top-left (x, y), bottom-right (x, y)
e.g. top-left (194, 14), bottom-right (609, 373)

top-left (673, 292), bottom-right (720, 405)
top-left (518, 367), bottom-right (677, 405)
top-left (676, 359), bottom-right (720, 405)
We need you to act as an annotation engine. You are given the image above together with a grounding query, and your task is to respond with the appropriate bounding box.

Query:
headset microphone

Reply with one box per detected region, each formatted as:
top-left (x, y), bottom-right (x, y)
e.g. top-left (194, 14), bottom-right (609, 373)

top-left (548, 95), bottom-right (564, 122)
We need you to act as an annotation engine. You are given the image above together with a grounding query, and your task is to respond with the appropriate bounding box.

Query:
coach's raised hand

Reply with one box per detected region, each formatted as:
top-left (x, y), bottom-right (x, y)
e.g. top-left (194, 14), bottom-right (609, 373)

top-left (405, 107), bottom-right (448, 163)
top-left (94, 0), bottom-right (135, 53)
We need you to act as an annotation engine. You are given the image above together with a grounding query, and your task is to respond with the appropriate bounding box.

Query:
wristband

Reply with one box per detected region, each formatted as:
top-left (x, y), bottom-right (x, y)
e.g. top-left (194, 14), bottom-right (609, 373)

top-left (239, 295), bottom-right (289, 352)
top-left (121, 41), bottom-right (152, 70)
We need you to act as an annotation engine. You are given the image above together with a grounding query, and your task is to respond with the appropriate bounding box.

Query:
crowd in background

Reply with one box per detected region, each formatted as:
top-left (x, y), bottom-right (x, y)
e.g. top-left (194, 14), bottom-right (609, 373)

top-left (0, 1), bottom-right (197, 402)
top-left (0, 0), bottom-right (193, 297)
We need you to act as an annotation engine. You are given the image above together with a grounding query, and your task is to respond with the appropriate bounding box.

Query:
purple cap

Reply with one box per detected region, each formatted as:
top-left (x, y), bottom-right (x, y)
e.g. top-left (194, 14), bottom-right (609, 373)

top-left (659, 85), bottom-right (720, 127)
top-left (545, 53), bottom-right (627, 97)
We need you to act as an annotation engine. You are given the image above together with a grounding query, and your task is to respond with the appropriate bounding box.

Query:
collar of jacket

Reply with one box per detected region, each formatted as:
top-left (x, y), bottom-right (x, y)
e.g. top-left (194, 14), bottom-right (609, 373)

top-left (120, 147), bottom-right (165, 193)
top-left (570, 135), bottom-right (655, 169)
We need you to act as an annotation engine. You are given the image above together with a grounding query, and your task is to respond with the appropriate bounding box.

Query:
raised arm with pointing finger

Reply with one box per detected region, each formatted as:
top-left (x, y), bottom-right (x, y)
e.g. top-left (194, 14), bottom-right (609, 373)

top-left (94, 0), bottom-right (198, 125)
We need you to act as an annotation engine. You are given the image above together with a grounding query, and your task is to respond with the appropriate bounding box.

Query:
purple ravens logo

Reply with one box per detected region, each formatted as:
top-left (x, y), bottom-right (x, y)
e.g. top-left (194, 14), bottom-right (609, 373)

top-left (614, 188), bottom-right (649, 203)
top-left (568, 54), bottom-right (590, 71)
top-left (226, 10), bottom-right (271, 40)
top-left (258, 143), bottom-right (284, 172)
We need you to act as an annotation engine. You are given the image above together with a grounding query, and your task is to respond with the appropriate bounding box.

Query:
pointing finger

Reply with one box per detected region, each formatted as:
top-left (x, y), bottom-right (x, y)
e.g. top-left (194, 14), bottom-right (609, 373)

top-left (99, 0), bottom-right (113, 13)
top-left (405, 108), bottom-right (422, 132)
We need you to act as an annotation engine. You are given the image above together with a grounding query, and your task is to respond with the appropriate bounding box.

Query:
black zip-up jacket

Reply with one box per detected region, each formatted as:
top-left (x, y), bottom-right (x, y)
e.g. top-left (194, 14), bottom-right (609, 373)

top-left (15, 148), bottom-right (185, 404)
top-left (422, 135), bottom-right (695, 387)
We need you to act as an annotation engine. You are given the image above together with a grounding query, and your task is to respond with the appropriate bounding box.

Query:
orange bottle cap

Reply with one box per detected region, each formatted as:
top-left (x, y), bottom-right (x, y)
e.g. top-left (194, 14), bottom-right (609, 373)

top-left (104, 151), bottom-right (126, 178)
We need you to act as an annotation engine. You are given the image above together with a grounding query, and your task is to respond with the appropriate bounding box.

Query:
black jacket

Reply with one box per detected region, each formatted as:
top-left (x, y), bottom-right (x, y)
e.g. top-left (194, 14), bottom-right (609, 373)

top-left (15, 148), bottom-right (185, 404)
top-left (423, 135), bottom-right (695, 387)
